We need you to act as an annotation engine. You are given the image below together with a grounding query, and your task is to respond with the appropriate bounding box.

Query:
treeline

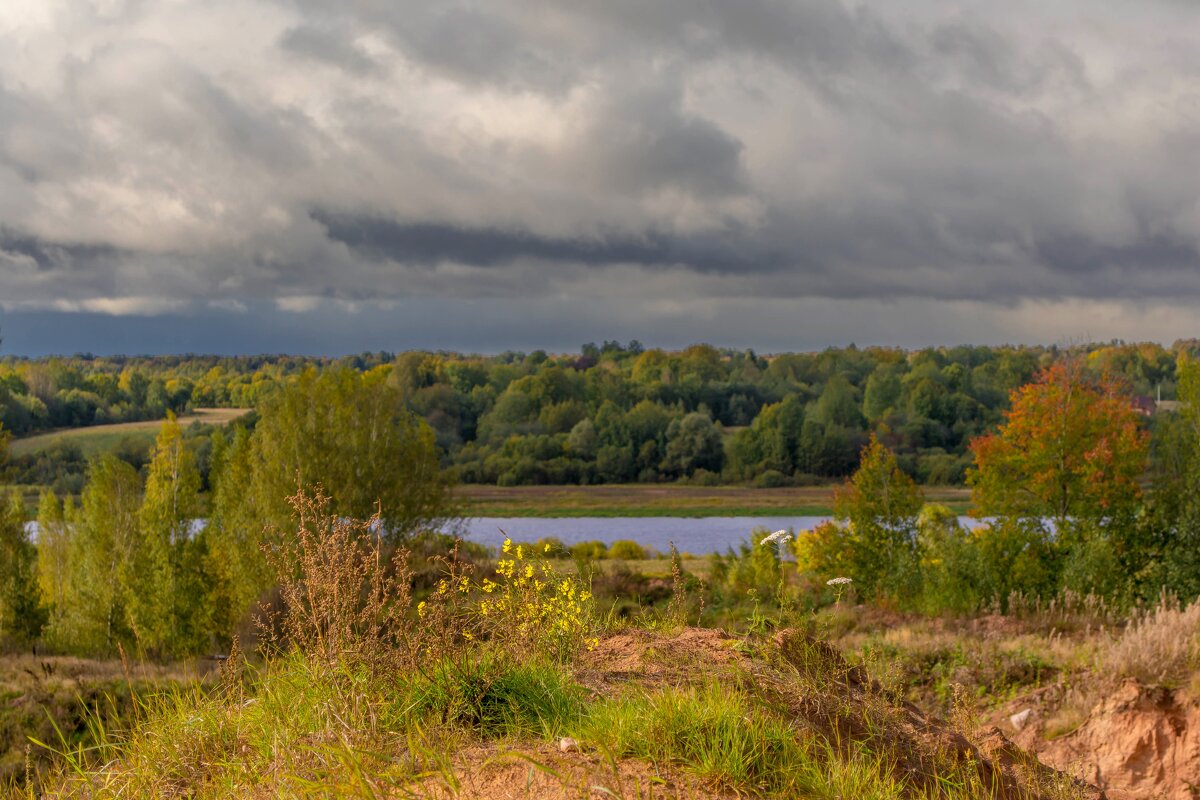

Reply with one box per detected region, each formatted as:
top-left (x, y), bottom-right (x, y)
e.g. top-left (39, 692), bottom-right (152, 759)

top-left (0, 369), bottom-right (453, 658)
top-left (1, 340), bottom-right (1194, 488)
top-left (792, 355), bottom-right (1200, 613)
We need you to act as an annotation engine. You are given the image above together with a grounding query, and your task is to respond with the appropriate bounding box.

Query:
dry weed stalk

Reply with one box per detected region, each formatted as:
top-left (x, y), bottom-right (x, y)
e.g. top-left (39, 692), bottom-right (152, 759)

top-left (262, 489), bottom-right (415, 672)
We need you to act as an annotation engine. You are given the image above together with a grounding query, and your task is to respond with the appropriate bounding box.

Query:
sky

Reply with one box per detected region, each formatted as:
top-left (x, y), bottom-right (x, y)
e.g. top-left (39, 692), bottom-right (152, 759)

top-left (2, 1), bottom-right (1200, 356)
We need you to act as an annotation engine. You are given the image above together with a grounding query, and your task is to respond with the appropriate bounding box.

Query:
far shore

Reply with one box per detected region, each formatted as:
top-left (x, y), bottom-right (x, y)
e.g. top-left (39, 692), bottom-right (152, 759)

top-left (457, 483), bottom-right (971, 518)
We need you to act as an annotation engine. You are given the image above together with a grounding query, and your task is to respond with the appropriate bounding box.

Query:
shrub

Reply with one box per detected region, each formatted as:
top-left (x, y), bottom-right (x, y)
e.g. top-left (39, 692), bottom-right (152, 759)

top-left (265, 489), bottom-right (416, 671)
top-left (569, 540), bottom-right (608, 561)
top-left (606, 540), bottom-right (647, 560)
top-left (755, 469), bottom-right (790, 488)
top-left (688, 468), bottom-right (722, 487)
top-left (535, 536), bottom-right (569, 558)
top-left (917, 505), bottom-right (984, 615)
top-left (710, 528), bottom-right (786, 600)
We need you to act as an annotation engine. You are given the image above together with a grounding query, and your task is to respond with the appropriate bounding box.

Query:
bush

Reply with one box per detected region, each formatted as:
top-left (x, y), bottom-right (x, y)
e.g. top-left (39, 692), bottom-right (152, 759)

top-left (570, 540), bottom-right (608, 561)
top-left (917, 505), bottom-right (984, 615)
top-left (535, 537), bottom-right (569, 558)
top-left (687, 468), bottom-right (722, 487)
top-left (755, 469), bottom-right (790, 488)
top-left (606, 540), bottom-right (647, 560)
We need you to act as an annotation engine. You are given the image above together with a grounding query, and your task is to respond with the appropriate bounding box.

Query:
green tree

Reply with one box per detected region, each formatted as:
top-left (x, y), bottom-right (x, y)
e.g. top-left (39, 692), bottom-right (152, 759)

top-left (0, 491), bottom-right (44, 645)
top-left (35, 490), bottom-right (71, 632)
top-left (51, 456), bottom-right (141, 654)
top-left (1146, 353), bottom-right (1200, 599)
top-left (130, 416), bottom-right (204, 656)
top-left (799, 435), bottom-right (922, 601)
top-left (246, 368), bottom-right (454, 539)
top-left (206, 427), bottom-right (271, 644)
top-left (811, 374), bottom-right (864, 429)
top-left (862, 367), bottom-right (902, 421)
top-left (661, 412), bottom-right (723, 478)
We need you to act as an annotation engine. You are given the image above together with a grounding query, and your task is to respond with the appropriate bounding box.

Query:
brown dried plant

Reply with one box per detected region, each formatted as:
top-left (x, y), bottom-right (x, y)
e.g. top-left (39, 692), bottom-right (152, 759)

top-left (261, 489), bottom-right (415, 673)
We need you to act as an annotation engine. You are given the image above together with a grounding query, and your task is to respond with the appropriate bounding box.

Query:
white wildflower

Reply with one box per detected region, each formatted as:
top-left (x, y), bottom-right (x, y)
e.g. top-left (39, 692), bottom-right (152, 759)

top-left (827, 575), bottom-right (853, 604)
top-left (760, 529), bottom-right (793, 547)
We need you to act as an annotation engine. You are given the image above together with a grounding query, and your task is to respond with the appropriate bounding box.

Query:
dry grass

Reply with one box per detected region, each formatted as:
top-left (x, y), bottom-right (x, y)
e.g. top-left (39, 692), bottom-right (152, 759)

top-left (1105, 594), bottom-right (1200, 685)
top-left (261, 491), bottom-right (417, 671)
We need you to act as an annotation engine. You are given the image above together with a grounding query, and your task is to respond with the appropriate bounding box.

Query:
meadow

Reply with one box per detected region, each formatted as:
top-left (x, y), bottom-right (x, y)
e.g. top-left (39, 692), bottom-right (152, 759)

top-left (6, 408), bottom-right (249, 458)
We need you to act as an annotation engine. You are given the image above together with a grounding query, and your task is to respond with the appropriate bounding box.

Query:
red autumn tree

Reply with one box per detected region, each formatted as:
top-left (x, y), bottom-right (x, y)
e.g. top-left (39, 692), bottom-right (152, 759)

top-left (967, 361), bottom-right (1148, 528)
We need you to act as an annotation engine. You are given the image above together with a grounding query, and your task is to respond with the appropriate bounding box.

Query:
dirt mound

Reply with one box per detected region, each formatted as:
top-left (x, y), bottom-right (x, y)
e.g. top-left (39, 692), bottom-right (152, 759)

top-left (771, 629), bottom-right (1105, 800)
top-left (419, 742), bottom-right (735, 799)
top-left (577, 626), bottom-right (749, 690)
top-left (1006, 679), bottom-right (1200, 799)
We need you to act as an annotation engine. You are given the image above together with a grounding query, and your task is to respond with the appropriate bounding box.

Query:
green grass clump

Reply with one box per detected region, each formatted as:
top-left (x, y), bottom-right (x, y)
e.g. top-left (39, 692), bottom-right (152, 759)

top-left (579, 683), bottom-right (821, 794)
top-left (411, 655), bottom-right (584, 740)
top-left (575, 681), bottom-right (1006, 800)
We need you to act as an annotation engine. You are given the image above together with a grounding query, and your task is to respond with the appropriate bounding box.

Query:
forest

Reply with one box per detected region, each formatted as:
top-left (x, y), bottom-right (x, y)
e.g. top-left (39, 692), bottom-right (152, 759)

top-left (0, 339), bottom-right (1192, 496)
top-left (0, 343), bottom-right (1199, 661)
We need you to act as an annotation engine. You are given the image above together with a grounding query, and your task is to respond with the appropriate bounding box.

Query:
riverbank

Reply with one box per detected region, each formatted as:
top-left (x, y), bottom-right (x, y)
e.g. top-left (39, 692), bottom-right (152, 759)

top-left (457, 484), bottom-right (972, 517)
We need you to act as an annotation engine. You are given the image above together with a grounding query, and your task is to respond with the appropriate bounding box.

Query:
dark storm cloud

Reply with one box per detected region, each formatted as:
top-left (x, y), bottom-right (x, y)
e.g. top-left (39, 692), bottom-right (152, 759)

top-left (0, 229), bottom-right (120, 272)
top-left (311, 212), bottom-right (776, 272)
top-left (3, 0), bottom-right (1200, 351)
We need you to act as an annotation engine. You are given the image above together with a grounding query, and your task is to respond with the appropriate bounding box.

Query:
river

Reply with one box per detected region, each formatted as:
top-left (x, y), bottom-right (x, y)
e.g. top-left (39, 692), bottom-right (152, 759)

top-left (25, 516), bottom-right (987, 554)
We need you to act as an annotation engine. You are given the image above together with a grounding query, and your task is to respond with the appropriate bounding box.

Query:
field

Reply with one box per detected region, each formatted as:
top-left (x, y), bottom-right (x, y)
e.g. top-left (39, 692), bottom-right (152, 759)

top-left (7, 408), bottom-right (250, 458)
top-left (458, 483), bottom-right (972, 517)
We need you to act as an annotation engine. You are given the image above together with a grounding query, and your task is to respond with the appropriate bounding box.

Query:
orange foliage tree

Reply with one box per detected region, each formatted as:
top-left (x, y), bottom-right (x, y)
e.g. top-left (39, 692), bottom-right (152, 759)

top-left (967, 362), bottom-right (1148, 530)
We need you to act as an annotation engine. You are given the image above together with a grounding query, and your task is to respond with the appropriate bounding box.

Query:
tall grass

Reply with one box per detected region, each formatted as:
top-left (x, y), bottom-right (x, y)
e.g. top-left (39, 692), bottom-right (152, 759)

top-left (1107, 593), bottom-right (1200, 685)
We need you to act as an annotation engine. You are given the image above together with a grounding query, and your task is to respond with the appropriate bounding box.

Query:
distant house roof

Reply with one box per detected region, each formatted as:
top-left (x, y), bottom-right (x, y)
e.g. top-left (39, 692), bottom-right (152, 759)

top-left (1156, 400), bottom-right (1181, 413)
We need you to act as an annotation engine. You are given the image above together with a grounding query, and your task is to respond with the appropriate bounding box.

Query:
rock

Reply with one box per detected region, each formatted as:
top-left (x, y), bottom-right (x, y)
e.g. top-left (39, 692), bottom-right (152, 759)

top-left (1009, 708), bottom-right (1033, 731)
top-left (559, 737), bottom-right (580, 753)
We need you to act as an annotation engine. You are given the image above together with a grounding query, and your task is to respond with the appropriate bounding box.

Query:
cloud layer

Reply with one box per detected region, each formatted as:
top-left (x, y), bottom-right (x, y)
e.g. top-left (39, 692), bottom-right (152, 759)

top-left (2, 0), bottom-right (1199, 351)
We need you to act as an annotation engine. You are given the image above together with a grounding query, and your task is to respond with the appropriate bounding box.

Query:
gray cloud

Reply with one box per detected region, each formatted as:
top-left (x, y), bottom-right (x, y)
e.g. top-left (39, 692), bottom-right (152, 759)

top-left (2, 0), bottom-right (1200, 350)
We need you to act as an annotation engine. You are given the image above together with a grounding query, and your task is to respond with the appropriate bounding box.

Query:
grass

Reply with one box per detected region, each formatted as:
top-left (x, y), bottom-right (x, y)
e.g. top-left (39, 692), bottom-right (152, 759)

top-left (15, 496), bottom-right (1101, 799)
top-left (459, 484), bottom-right (972, 518)
top-left (580, 682), bottom-right (826, 795)
top-left (28, 642), bottom-right (1055, 799)
top-left (0, 654), bottom-right (205, 787)
top-left (7, 408), bottom-right (249, 458)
